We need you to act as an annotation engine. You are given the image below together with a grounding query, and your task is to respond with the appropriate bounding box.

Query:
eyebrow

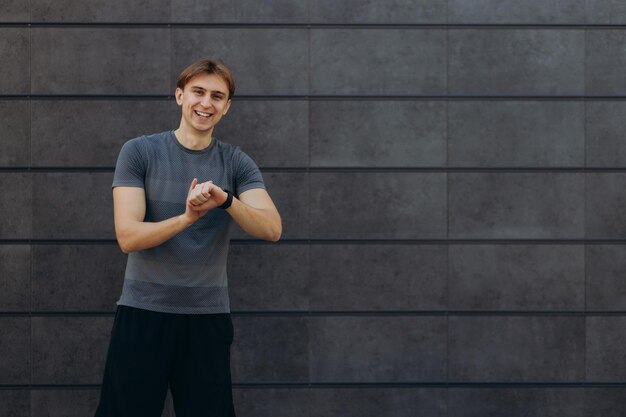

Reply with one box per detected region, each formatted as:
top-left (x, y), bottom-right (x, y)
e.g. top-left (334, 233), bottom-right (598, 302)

top-left (190, 85), bottom-right (227, 95)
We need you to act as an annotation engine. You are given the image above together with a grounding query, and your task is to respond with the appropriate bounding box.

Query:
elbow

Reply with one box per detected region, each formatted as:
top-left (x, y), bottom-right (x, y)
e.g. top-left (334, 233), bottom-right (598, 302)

top-left (114, 220), bottom-right (144, 253)
top-left (268, 222), bottom-right (282, 242)
top-left (268, 230), bottom-right (281, 243)
top-left (116, 231), bottom-right (136, 254)
top-left (117, 239), bottom-right (133, 254)
top-left (259, 218), bottom-right (282, 242)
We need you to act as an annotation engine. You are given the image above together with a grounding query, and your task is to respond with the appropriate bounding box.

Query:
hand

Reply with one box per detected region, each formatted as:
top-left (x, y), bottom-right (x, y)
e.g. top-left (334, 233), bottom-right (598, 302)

top-left (187, 179), bottom-right (228, 212)
top-left (188, 178), bottom-right (213, 207)
top-left (181, 178), bottom-right (210, 225)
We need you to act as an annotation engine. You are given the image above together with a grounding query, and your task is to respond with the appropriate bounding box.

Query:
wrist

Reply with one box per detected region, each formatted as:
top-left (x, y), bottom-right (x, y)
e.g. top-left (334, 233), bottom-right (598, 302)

top-left (179, 213), bottom-right (194, 228)
top-left (218, 189), bottom-right (233, 209)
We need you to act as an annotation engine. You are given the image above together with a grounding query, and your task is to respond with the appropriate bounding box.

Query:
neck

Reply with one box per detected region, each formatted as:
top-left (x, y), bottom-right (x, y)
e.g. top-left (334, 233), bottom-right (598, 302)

top-left (174, 123), bottom-right (214, 150)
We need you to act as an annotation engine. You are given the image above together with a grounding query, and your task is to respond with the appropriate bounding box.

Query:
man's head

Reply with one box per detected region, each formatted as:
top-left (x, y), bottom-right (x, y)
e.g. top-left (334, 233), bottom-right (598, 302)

top-left (176, 59), bottom-right (235, 100)
top-left (175, 59), bottom-right (235, 136)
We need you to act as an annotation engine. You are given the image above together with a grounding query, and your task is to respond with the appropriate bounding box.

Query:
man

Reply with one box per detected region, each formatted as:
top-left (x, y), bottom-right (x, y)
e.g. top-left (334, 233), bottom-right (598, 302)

top-left (94, 59), bottom-right (281, 417)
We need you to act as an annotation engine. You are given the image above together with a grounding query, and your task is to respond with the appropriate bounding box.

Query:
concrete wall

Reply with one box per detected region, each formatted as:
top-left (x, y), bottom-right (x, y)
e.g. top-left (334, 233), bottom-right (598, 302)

top-left (1, 1), bottom-right (626, 416)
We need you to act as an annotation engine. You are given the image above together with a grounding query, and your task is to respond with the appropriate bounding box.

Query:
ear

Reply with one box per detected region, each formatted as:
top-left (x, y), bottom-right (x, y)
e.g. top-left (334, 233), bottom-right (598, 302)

top-left (175, 87), bottom-right (183, 106)
top-left (223, 98), bottom-right (232, 115)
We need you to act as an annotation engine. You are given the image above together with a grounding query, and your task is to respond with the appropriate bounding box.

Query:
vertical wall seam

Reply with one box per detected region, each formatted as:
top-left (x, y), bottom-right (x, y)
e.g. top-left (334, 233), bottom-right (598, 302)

top-left (28, 0), bottom-right (34, 404)
top-left (445, 0), bottom-right (451, 395)
top-left (306, 5), bottom-right (313, 394)
top-left (168, 22), bottom-right (172, 111)
top-left (582, 15), bottom-right (588, 390)
top-left (168, 7), bottom-right (173, 413)
top-left (27, 0), bottom-right (34, 411)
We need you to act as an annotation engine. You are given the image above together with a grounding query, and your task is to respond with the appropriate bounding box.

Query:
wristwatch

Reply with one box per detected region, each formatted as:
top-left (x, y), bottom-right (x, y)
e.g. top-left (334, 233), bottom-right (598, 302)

top-left (218, 189), bottom-right (233, 209)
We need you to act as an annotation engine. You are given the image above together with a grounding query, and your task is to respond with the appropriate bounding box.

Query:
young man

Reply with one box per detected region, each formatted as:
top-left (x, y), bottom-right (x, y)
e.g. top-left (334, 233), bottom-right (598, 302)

top-left (94, 59), bottom-right (281, 417)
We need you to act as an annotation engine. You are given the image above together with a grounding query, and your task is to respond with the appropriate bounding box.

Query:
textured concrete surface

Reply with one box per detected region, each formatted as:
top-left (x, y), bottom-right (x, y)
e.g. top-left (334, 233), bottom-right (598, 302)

top-left (31, 100), bottom-right (176, 167)
top-left (310, 244), bottom-right (447, 310)
top-left (310, 172), bottom-right (447, 239)
top-left (32, 172), bottom-right (115, 239)
top-left (0, 317), bottom-right (30, 384)
top-left (0, 28), bottom-right (29, 94)
top-left (228, 243), bottom-right (309, 311)
top-left (449, 316), bottom-right (585, 382)
top-left (449, 101), bottom-right (585, 167)
top-left (311, 29), bottom-right (446, 95)
top-left (217, 100), bottom-right (309, 167)
top-left (30, 0), bottom-right (170, 22)
top-left (449, 29), bottom-right (585, 95)
top-left (586, 245), bottom-right (626, 310)
top-left (586, 316), bottom-right (626, 382)
top-left (31, 317), bottom-right (113, 384)
top-left (448, 388), bottom-right (585, 417)
top-left (171, 29), bottom-right (309, 96)
top-left (586, 30), bottom-right (626, 95)
top-left (309, 316), bottom-right (447, 382)
top-left (0, 173), bottom-right (33, 239)
top-left (448, 0), bottom-right (585, 23)
top-left (586, 101), bottom-right (626, 166)
top-left (449, 244), bottom-right (585, 310)
top-left (1, 3), bottom-right (625, 416)
top-left (172, 0), bottom-right (308, 23)
top-left (586, 174), bottom-right (626, 238)
top-left (0, 100), bottom-right (29, 167)
top-left (31, 28), bottom-right (170, 95)
top-left (31, 244), bottom-right (126, 311)
top-left (0, 245), bottom-right (30, 311)
top-left (0, 0), bottom-right (29, 21)
top-left (449, 173), bottom-right (585, 239)
top-left (310, 388), bottom-right (447, 417)
top-left (311, 100), bottom-right (446, 167)
top-left (231, 316), bottom-right (309, 383)
top-left (586, 0), bottom-right (626, 23)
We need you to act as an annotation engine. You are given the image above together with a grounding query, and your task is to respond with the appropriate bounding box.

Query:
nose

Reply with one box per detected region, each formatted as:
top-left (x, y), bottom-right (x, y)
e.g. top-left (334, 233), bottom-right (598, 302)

top-left (200, 95), bottom-right (212, 108)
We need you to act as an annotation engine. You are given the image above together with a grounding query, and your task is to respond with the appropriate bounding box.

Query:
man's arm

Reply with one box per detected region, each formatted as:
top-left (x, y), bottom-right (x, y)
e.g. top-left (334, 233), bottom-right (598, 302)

top-left (227, 188), bottom-right (282, 242)
top-left (188, 183), bottom-right (281, 242)
top-left (113, 179), bottom-right (203, 253)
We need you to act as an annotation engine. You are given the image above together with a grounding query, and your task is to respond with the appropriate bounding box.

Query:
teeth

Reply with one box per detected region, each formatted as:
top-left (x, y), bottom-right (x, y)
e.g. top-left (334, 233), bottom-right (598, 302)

top-left (195, 110), bottom-right (211, 117)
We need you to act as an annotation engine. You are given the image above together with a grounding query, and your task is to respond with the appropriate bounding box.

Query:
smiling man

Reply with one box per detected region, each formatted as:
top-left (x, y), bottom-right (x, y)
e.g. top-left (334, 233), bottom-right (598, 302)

top-left (94, 59), bottom-right (281, 417)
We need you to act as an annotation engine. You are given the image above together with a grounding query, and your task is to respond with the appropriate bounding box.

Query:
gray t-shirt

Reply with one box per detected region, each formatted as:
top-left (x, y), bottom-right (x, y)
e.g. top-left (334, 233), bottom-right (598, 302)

top-left (112, 130), bottom-right (265, 314)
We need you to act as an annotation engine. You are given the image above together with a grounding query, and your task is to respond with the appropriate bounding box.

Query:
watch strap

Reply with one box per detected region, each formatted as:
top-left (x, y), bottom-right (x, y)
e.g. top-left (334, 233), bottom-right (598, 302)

top-left (218, 189), bottom-right (233, 209)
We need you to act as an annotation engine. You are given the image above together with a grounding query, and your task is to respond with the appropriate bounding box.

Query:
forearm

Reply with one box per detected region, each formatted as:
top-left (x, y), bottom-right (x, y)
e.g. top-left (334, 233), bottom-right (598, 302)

top-left (226, 196), bottom-right (282, 242)
top-left (116, 214), bottom-right (191, 253)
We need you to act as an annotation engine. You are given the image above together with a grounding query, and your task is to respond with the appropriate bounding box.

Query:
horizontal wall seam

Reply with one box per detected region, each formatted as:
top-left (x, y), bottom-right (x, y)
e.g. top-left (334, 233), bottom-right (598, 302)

top-left (0, 382), bottom-right (625, 389)
top-left (3, 167), bottom-right (626, 173)
top-left (3, 239), bottom-right (626, 244)
top-left (2, 22), bottom-right (626, 29)
top-left (2, 311), bottom-right (625, 317)
top-left (4, 95), bottom-right (626, 100)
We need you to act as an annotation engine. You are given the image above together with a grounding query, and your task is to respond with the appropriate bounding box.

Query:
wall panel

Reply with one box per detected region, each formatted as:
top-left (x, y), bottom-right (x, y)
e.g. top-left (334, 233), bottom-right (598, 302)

top-left (1, 4), bottom-right (625, 416)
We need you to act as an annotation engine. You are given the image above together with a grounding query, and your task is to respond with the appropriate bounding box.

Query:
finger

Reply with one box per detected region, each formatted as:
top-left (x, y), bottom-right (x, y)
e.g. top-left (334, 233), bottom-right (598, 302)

top-left (188, 178), bottom-right (198, 194)
top-left (202, 181), bottom-right (211, 196)
top-left (190, 193), bottom-right (204, 205)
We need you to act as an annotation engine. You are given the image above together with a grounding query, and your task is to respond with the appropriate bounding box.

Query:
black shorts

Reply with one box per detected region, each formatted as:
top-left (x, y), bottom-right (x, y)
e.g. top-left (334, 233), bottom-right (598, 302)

top-left (94, 305), bottom-right (236, 417)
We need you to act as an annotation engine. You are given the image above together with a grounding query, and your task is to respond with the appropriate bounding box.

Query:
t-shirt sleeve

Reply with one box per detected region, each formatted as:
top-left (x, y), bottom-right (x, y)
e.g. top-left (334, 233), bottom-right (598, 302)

top-left (112, 138), bottom-right (146, 189)
top-left (232, 148), bottom-right (265, 196)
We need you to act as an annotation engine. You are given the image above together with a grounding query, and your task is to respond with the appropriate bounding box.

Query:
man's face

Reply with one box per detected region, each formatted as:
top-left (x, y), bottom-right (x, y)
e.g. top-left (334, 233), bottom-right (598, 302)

top-left (175, 73), bottom-right (231, 135)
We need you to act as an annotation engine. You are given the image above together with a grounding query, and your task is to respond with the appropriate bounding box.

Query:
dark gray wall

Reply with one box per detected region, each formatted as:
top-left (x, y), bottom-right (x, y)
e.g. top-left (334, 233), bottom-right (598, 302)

top-left (1, 1), bottom-right (626, 416)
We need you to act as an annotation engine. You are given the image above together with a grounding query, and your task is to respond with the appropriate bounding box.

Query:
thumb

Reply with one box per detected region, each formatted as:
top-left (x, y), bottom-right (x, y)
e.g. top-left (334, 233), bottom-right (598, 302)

top-left (188, 178), bottom-right (198, 194)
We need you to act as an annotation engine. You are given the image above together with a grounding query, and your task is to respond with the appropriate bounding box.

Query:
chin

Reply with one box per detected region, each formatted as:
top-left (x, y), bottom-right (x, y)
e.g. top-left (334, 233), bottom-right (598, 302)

top-left (194, 124), bottom-right (214, 133)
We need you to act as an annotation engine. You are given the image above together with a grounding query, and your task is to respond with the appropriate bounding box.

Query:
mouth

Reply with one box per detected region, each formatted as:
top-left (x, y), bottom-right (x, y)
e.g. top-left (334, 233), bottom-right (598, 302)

top-left (194, 110), bottom-right (213, 120)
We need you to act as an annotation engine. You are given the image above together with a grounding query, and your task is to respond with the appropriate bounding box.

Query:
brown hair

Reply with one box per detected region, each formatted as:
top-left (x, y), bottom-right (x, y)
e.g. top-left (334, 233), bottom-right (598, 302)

top-left (176, 59), bottom-right (235, 99)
